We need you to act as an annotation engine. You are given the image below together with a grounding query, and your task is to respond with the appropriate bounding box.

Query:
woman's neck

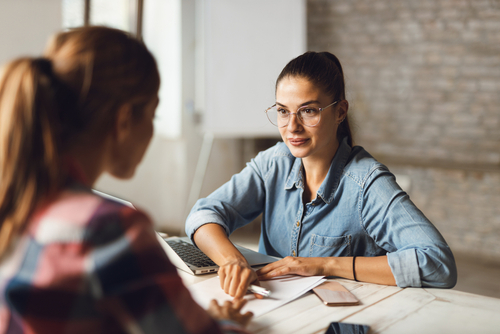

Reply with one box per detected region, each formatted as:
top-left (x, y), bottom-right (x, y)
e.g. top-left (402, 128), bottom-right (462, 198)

top-left (301, 140), bottom-right (339, 203)
top-left (302, 140), bottom-right (339, 183)
top-left (65, 139), bottom-right (110, 187)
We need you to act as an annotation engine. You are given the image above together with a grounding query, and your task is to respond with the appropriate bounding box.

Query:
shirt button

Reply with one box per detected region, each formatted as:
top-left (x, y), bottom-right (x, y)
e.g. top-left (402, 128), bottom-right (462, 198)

top-left (292, 250), bottom-right (296, 256)
top-left (296, 221), bottom-right (300, 227)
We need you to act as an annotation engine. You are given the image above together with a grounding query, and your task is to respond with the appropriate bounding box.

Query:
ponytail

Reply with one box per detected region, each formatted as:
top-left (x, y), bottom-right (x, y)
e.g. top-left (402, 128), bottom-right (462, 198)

top-left (0, 58), bottom-right (63, 257)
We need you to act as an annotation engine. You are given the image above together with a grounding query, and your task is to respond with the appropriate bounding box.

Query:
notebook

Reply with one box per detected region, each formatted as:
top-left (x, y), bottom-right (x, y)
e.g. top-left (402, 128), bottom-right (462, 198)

top-left (156, 235), bottom-right (279, 275)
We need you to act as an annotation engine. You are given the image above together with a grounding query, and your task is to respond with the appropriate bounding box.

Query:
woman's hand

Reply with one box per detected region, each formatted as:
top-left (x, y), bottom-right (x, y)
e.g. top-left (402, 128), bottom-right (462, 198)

top-left (257, 256), bottom-right (327, 280)
top-left (218, 259), bottom-right (259, 299)
top-left (193, 224), bottom-right (261, 298)
top-left (207, 299), bottom-right (253, 327)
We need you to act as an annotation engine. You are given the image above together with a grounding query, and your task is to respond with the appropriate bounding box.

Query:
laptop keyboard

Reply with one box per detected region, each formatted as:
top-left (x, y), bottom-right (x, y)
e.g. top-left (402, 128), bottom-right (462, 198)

top-left (166, 239), bottom-right (217, 267)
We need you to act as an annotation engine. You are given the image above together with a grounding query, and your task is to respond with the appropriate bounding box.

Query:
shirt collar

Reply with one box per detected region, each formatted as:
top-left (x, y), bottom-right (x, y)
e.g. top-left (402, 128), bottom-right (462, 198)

top-left (317, 137), bottom-right (352, 203)
top-left (285, 157), bottom-right (304, 190)
top-left (284, 137), bottom-right (352, 204)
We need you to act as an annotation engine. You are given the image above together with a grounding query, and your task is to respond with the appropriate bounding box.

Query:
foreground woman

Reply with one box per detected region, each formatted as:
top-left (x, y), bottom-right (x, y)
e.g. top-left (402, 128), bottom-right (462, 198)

top-left (0, 26), bottom-right (251, 333)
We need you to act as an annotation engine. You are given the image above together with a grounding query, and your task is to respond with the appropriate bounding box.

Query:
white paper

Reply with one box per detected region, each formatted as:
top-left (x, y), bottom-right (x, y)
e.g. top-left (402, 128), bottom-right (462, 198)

top-left (188, 275), bottom-right (325, 318)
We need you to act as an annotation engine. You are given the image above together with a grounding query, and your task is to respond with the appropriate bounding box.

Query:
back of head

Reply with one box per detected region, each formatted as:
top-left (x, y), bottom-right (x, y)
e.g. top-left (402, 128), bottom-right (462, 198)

top-left (276, 51), bottom-right (353, 147)
top-left (45, 26), bottom-right (160, 145)
top-left (0, 26), bottom-right (159, 257)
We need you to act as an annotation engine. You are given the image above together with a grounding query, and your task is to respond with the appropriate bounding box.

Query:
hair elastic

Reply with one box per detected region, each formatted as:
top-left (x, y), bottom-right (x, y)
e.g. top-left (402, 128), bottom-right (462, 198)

top-left (352, 256), bottom-right (358, 282)
top-left (33, 58), bottom-right (54, 77)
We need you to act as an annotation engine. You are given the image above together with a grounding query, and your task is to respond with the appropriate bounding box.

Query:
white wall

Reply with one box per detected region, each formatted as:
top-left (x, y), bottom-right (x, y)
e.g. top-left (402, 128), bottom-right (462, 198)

top-left (0, 0), bottom-right (62, 64)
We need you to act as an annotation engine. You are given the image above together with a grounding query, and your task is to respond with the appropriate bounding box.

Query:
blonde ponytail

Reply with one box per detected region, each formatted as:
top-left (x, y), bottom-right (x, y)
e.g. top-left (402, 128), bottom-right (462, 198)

top-left (0, 58), bottom-right (63, 256)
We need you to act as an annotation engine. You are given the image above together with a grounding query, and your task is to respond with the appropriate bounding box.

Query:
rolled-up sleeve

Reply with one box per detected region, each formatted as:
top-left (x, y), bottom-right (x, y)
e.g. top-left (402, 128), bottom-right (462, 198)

top-left (185, 149), bottom-right (272, 243)
top-left (185, 209), bottom-right (231, 243)
top-left (361, 166), bottom-right (457, 288)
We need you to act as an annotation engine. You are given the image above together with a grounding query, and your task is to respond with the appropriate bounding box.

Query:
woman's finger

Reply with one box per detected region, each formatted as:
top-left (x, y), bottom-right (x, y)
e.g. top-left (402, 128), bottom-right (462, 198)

top-left (258, 264), bottom-right (294, 280)
top-left (231, 298), bottom-right (247, 311)
top-left (239, 311), bottom-right (254, 327)
top-left (207, 299), bottom-right (222, 319)
top-left (256, 261), bottom-right (279, 275)
top-left (257, 257), bottom-right (293, 275)
top-left (233, 269), bottom-right (253, 299)
top-left (218, 268), bottom-right (226, 290)
top-left (223, 269), bottom-right (235, 295)
top-left (227, 265), bottom-right (242, 297)
top-left (209, 299), bottom-right (220, 310)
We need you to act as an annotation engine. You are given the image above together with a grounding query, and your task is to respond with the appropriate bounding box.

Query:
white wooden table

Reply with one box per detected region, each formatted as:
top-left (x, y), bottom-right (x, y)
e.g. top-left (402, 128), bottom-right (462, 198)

top-left (179, 271), bottom-right (500, 334)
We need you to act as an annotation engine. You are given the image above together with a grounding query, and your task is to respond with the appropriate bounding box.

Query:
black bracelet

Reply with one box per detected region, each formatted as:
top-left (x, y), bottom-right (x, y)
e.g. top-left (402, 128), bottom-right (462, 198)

top-left (352, 256), bottom-right (358, 281)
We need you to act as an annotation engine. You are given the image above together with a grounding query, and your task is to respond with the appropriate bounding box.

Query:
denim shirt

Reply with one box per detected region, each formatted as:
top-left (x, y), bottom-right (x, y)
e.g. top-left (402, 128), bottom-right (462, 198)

top-left (186, 138), bottom-right (457, 288)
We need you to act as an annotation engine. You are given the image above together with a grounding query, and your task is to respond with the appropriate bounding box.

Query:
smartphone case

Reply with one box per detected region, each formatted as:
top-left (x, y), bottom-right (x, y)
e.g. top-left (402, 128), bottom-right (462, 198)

top-left (312, 281), bottom-right (359, 306)
top-left (325, 321), bottom-right (370, 333)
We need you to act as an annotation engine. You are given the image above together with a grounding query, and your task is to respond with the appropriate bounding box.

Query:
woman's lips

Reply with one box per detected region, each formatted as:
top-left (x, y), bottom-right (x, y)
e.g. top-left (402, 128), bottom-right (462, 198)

top-left (289, 138), bottom-right (309, 146)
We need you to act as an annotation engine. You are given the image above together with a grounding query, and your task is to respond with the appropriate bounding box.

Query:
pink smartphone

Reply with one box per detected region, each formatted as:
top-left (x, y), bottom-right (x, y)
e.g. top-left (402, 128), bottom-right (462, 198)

top-left (312, 281), bottom-right (359, 306)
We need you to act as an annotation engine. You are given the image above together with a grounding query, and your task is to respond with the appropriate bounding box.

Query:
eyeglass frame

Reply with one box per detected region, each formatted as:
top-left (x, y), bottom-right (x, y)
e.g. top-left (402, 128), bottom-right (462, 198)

top-left (265, 100), bottom-right (339, 128)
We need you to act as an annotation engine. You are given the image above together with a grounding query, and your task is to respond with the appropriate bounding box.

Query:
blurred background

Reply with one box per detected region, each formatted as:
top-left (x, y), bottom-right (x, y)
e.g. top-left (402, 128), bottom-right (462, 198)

top-left (1, 0), bottom-right (499, 298)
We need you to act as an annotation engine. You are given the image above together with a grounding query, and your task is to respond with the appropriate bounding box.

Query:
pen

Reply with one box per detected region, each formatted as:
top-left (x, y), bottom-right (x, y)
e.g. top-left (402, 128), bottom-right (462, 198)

top-left (248, 284), bottom-right (271, 298)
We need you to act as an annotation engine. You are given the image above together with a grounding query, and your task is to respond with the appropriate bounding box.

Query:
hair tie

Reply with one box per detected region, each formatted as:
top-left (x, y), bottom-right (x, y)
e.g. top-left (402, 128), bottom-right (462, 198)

top-left (33, 58), bottom-right (54, 78)
top-left (32, 58), bottom-right (83, 136)
top-left (353, 256), bottom-right (358, 282)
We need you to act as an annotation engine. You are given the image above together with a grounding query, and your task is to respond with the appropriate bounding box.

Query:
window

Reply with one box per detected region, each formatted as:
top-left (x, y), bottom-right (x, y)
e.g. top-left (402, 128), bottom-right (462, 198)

top-left (62, 0), bottom-right (138, 33)
top-left (61, 0), bottom-right (182, 138)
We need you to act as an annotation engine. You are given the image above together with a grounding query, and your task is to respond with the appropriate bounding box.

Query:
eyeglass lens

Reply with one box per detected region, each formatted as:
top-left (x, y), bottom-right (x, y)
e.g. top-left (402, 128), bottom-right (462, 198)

top-left (266, 106), bottom-right (321, 127)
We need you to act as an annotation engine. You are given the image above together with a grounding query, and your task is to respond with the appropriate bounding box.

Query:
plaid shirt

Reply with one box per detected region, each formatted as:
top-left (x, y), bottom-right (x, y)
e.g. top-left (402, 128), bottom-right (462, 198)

top-left (0, 181), bottom-right (247, 334)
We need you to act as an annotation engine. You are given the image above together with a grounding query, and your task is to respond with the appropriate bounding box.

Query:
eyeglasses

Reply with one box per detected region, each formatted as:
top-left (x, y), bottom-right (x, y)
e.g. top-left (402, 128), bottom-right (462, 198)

top-left (265, 101), bottom-right (339, 127)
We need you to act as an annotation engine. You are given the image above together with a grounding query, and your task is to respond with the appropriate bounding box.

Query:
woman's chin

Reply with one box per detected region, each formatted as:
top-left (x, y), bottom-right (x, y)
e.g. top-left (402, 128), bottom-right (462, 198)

top-left (286, 145), bottom-right (311, 159)
top-left (109, 167), bottom-right (137, 180)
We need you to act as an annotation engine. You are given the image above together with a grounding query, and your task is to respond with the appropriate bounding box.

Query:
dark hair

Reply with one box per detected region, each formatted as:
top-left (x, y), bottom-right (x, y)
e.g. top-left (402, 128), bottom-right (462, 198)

top-left (276, 51), bottom-right (353, 147)
top-left (0, 26), bottom-right (159, 256)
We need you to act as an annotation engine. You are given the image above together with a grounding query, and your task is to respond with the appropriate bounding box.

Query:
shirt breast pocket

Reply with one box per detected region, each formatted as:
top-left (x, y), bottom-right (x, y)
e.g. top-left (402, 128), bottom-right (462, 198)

top-left (309, 234), bottom-right (352, 257)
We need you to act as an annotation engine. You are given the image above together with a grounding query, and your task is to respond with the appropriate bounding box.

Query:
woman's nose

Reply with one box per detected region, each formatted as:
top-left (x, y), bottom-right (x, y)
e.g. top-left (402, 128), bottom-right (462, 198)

top-left (287, 113), bottom-right (302, 132)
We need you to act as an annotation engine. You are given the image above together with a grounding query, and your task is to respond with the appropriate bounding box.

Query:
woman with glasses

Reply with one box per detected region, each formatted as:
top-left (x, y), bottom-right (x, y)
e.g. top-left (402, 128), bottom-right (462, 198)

top-left (186, 51), bottom-right (457, 299)
top-left (0, 26), bottom-right (252, 333)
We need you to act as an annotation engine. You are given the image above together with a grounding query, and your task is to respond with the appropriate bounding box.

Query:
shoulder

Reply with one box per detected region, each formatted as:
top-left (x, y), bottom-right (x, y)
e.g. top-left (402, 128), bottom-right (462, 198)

top-left (256, 141), bottom-right (293, 160)
top-left (31, 186), bottom-right (152, 246)
top-left (86, 190), bottom-right (153, 246)
top-left (342, 145), bottom-right (390, 188)
top-left (252, 141), bottom-right (295, 167)
top-left (249, 141), bottom-right (297, 181)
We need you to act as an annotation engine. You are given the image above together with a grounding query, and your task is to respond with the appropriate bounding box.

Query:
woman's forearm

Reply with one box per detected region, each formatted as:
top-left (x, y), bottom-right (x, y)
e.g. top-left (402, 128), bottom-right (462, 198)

top-left (258, 255), bottom-right (397, 286)
top-left (325, 255), bottom-right (396, 286)
top-left (192, 223), bottom-right (246, 265)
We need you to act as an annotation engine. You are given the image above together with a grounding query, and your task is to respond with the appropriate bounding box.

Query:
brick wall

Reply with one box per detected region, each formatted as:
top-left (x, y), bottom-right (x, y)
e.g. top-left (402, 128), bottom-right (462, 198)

top-left (307, 0), bottom-right (500, 261)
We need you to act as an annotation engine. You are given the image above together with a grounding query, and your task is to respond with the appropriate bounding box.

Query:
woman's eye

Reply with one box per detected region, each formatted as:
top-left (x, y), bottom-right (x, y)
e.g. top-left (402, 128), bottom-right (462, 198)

top-left (277, 108), bottom-right (288, 115)
top-left (302, 108), bottom-right (317, 115)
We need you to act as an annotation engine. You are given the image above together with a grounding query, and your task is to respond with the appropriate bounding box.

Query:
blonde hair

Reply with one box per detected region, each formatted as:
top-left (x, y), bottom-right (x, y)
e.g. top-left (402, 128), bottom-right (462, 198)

top-left (0, 26), bottom-right (159, 256)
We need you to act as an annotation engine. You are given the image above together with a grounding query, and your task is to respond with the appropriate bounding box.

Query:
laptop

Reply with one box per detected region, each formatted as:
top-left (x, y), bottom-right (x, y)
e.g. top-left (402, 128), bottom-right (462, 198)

top-left (90, 191), bottom-right (276, 275)
top-left (156, 234), bottom-right (279, 275)
top-left (92, 189), bottom-right (136, 209)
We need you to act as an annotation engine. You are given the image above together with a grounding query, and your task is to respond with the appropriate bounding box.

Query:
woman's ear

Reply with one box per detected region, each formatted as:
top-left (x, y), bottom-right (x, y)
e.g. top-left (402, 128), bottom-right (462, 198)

top-left (337, 100), bottom-right (349, 123)
top-left (114, 103), bottom-right (133, 143)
